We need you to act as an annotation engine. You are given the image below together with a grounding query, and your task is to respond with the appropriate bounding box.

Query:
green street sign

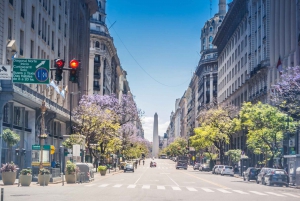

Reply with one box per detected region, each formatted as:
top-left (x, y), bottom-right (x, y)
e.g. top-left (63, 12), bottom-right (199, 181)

top-left (32, 144), bottom-right (51, 150)
top-left (13, 58), bottom-right (50, 84)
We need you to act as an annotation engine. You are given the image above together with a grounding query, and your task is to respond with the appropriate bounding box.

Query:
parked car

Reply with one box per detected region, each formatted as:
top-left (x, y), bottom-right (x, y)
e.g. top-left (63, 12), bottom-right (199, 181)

top-left (193, 163), bottom-right (201, 170)
top-left (256, 168), bottom-right (273, 185)
top-left (200, 164), bottom-right (210, 172)
top-left (264, 169), bottom-right (289, 187)
top-left (215, 165), bottom-right (224, 175)
top-left (220, 166), bottom-right (234, 176)
top-left (212, 165), bottom-right (218, 174)
top-left (243, 167), bottom-right (260, 181)
top-left (124, 163), bottom-right (134, 173)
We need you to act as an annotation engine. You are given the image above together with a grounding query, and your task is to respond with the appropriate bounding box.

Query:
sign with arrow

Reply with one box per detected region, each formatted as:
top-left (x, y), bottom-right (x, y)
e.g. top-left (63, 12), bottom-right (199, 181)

top-left (13, 58), bottom-right (50, 84)
top-left (0, 65), bottom-right (12, 80)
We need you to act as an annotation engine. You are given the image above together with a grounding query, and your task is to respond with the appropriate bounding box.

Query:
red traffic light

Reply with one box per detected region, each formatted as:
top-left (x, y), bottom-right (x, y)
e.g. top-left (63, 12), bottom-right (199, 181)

top-left (55, 59), bottom-right (65, 68)
top-left (69, 59), bottom-right (79, 69)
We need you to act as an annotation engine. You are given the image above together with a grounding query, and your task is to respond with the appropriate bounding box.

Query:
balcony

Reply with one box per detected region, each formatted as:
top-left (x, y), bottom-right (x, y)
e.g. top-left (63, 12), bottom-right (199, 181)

top-left (90, 30), bottom-right (113, 41)
top-left (90, 18), bottom-right (105, 25)
top-left (94, 72), bottom-right (101, 79)
top-left (93, 85), bottom-right (100, 91)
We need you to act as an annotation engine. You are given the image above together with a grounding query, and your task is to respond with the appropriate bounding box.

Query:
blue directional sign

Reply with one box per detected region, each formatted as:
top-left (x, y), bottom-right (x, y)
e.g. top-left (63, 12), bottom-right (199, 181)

top-left (35, 68), bottom-right (49, 82)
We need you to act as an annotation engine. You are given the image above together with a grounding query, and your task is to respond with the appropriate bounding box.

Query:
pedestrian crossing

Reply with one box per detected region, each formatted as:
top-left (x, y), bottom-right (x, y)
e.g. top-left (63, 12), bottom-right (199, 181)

top-left (83, 183), bottom-right (300, 198)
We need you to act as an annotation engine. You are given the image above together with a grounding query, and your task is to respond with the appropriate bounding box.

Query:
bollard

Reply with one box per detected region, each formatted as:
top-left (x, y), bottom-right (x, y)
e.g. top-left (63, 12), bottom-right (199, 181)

top-left (18, 173), bottom-right (20, 187)
top-left (1, 188), bottom-right (3, 201)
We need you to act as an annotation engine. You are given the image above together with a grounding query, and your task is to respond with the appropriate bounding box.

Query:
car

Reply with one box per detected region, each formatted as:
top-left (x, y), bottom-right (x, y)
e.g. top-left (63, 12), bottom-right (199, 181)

top-left (256, 168), bottom-right (273, 185)
top-left (193, 163), bottom-right (201, 170)
top-left (124, 163), bottom-right (134, 173)
top-left (220, 166), bottom-right (234, 176)
top-left (243, 167), bottom-right (260, 181)
top-left (215, 165), bottom-right (224, 175)
top-left (200, 164), bottom-right (210, 171)
top-left (264, 169), bottom-right (289, 187)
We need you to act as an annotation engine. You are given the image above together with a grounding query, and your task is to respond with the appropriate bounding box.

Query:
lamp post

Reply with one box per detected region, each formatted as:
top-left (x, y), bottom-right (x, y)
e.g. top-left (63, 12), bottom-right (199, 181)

top-left (69, 92), bottom-right (81, 134)
top-left (39, 101), bottom-right (47, 170)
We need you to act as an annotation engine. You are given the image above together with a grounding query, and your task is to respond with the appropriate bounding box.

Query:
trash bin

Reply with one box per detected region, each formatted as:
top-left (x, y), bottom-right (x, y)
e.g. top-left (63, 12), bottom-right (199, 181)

top-left (296, 167), bottom-right (300, 187)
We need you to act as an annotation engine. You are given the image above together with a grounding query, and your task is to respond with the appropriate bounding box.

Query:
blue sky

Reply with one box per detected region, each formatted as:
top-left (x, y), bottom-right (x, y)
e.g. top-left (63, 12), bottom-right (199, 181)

top-left (106, 0), bottom-right (221, 141)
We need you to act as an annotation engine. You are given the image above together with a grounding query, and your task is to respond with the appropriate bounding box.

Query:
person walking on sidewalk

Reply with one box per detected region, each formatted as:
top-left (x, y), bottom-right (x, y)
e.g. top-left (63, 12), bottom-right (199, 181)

top-left (143, 160), bottom-right (145, 165)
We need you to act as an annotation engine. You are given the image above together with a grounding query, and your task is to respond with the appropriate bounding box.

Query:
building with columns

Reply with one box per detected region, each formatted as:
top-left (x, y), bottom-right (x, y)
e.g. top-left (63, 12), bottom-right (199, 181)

top-left (0, 0), bottom-right (97, 169)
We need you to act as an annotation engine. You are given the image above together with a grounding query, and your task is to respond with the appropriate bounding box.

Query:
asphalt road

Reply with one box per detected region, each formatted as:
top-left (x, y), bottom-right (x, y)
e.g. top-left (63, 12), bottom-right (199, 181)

top-left (2, 159), bottom-right (300, 201)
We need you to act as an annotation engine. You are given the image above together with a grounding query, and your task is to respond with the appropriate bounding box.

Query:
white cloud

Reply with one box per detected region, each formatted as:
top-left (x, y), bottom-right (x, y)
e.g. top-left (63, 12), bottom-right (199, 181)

top-left (141, 116), bottom-right (169, 142)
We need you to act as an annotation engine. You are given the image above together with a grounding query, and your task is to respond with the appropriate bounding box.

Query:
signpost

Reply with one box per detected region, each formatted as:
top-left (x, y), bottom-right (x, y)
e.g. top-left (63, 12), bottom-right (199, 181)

top-left (13, 59), bottom-right (50, 84)
top-left (0, 65), bottom-right (12, 80)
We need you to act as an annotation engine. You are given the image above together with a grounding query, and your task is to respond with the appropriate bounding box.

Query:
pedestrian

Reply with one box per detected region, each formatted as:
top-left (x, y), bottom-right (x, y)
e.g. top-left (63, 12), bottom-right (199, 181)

top-left (51, 159), bottom-right (56, 168)
top-left (143, 160), bottom-right (145, 165)
top-left (139, 160), bottom-right (140, 165)
top-left (135, 161), bottom-right (137, 169)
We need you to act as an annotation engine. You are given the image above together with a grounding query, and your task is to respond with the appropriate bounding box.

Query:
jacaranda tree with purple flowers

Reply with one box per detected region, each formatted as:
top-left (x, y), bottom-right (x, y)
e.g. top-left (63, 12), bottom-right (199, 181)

top-left (272, 66), bottom-right (300, 119)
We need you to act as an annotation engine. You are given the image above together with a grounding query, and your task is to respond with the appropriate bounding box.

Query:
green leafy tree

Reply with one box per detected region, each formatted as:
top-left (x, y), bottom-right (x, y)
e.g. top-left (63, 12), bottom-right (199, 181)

top-left (225, 149), bottom-right (246, 165)
top-left (193, 105), bottom-right (237, 164)
top-left (162, 138), bottom-right (188, 157)
top-left (62, 134), bottom-right (84, 149)
top-left (1, 129), bottom-right (20, 162)
top-left (236, 102), bottom-right (296, 167)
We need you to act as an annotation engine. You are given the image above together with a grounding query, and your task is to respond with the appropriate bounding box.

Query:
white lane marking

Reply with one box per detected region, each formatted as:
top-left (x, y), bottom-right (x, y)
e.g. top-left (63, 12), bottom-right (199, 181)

top-left (201, 188), bottom-right (214, 192)
top-left (98, 184), bottom-right (109, 187)
top-left (172, 186), bottom-right (181, 191)
top-left (232, 190), bottom-right (249, 194)
top-left (265, 192), bottom-right (286, 197)
top-left (217, 189), bottom-right (231, 193)
top-left (127, 185), bottom-right (136, 188)
top-left (166, 174), bottom-right (180, 186)
top-left (142, 185), bottom-right (150, 189)
top-left (113, 184), bottom-right (122, 188)
top-left (249, 191), bottom-right (267, 195)
top-left (133, 168), bottom-right (148, 184)
top-left (85, 184), bottom-right (96, 187)
top-left (157, 186), bottom-right (165, 190)
top-left (282, 193), bottom-right (300, 198)
top-left (186, 187), bottom-right (198, 192)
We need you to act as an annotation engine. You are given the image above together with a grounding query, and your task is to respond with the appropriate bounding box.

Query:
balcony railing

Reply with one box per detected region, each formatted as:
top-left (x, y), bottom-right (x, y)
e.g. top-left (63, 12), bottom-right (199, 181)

top-left (90, 30), bottom-right (113, 41)
top-left (93, 85), bottom-right (100, 91)
top-left (90, 18), bottom-right (105, 25)
top-left (94, 73), bottom-right (101, 79)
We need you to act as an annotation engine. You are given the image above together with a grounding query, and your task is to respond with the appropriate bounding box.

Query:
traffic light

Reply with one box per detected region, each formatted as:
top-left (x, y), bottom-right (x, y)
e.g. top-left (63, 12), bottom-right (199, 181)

top-left (54, 59), bottom-right (65, 81)
top-left (69, 59), bottom-right (79, 83)
top-left (15, 148), bottom-right (20, 156)
top-left (21, 148), bottom-right (26, 155)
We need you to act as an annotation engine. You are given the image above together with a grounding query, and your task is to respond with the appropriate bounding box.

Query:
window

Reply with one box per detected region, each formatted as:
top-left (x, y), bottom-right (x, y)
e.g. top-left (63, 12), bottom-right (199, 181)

top-left (8, 18), bottom-right (12, 40)
top-left (9, 0), bottom-right (13, 6)
top-left (25, 111), bottom-right (29, 128)
top-left (38, 13), bottom-right (41, 35)
top-left (96, 26), bottom-right (100, 31)
top-left (51, 31), bottom-right (54, 51)
top-left (13, 107), bottom-right (21, 126)
top-left (65, 1), bottom-right (68, 15)
top-left (94, 54), bottom-right (100, 63)
top-left (52, 6), bottom-right (55, 21)
top-left (245, 36), bottom-right (247, 47)
top-left (210, 27), bottom-right (213, 32)
top-left (98, 14), bottom-right (102, 22)
top-left (21, 0), bottom-right (25, 18)
top-left (98, 1), bottom-right (101, 8)
top-left (94, 81), bottom-right (99, 86)
top-left (209, 36), bottom-right (213, 42)
top-left (63, 46), bottom-right (66, 60)
top-left (58, 15), bottom-right (61, 29)
top-left (30, 40), bottom-right (34, 58)
top-left (38, 46), bottom-right (40, 58)
top-left (95, 41), bottom-right (100, 48)
top-left (64, 23), bottom-right (67, 37)
top-left (20, 30), bottom-right (24, 55)
top-left (3, 104), bottom-right (9, 123)
top-left (31, 6), bottom-right (35, 29)
top-left (58, 39), bottom-right (61, 57)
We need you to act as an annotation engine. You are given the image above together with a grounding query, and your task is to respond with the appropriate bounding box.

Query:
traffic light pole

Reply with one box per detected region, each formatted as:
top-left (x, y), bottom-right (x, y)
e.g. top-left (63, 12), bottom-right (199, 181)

top-left (69, 93), bottom-right (72, 135)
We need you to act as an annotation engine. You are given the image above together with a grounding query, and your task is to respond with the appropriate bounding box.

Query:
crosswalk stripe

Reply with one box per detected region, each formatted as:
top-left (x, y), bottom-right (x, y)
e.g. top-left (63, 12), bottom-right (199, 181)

top-left (157, 186), bottom-right (165, 190)
top-left (98, 184), bottom-right (109, 187)
top-left (113, 184), bottom-right (122, 188)
top-left (266, 192), bottom-right (285, 197)
top-left (282, 193), bottom-right (300, 198)
top-left (249, 191), bottom-right (267, 195)
top-left (232, 190), bottom-right (248, 194)
top-left (142, 185), bottom-right (150, 189)
top-left (186, 187), bottom-right (197, 192)
top-left (201, 188), bottom-right (214, 192)
top-left (217, 189), bottom-right (231, 193)
top-left (127, 185), bottom-right (136, 188)
top-left (172, 186), bottom-right (181, 191)
top-left (85, 184), bottom-right (96, 187)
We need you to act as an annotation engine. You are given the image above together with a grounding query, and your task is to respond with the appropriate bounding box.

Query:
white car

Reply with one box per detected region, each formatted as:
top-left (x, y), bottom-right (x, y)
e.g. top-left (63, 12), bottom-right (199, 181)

top-left (215, 165), bottom-right (224, 174)
top-left (220, 166), bottom-right (234, 176)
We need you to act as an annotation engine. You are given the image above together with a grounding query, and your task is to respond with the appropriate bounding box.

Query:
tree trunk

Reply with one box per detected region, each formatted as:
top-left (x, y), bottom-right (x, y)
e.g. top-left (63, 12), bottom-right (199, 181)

top-left (268, 155), bottom-right (274, 168)
top-left (219, 148), bottom-right (224, 165)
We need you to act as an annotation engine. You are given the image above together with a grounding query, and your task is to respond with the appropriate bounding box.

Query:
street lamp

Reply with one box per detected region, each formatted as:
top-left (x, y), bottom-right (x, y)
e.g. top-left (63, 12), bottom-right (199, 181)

top-left (69, 91), bottom-right (81, 134)
top-left (39, 101), bottom-right (47, 170)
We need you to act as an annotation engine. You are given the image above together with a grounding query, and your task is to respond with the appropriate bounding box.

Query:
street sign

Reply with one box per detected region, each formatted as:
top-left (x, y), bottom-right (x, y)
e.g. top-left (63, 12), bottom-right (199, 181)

top-left (32, 144), bottom-right (51, 150)
top-left (73, 144), bottom-right (80, 157)
top-left (13, 58), bottom-right (50, 84)
top-left (0, 65), bottom-right (12, 80)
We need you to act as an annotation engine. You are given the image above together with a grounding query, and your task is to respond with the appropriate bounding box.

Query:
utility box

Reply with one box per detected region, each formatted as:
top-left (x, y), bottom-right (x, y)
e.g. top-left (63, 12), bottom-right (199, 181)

top-left (284, 154), bottom-right (300, 186)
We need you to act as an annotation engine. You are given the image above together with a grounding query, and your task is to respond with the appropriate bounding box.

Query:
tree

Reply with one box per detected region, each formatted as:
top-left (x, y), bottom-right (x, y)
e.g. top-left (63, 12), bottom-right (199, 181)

top-left (236, 102), bottom-right (296, 167)
top-left (163, 138), bottom-right (188, 157)
top-left (225, 149), bottom-right (246, 165)
top-left (271, 66), bottom-right (300, 119)
top-left (193, 104), bottom-right (237, 164)
top-left (1, 129), bottom-right (20, 163)
top-left (62, 134), bottom-right (84, 149)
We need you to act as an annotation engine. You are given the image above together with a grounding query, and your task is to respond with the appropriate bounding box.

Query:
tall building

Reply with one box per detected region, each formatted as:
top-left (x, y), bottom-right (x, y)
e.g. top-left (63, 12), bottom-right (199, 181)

top-left (88, 0), bottom-right (129, 98)
top-left (0, 0), bottom-right (97, 169)
top-left (152, 113), bottom-right (159, 157)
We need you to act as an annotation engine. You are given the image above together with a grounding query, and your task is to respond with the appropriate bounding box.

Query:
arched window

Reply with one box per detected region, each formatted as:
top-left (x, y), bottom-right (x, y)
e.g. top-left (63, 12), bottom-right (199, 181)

top-left (98, 1), bottom-right (101, 8)
top-left (210, 27), bottom-right (213, 32)
top-left (95, 41), bottom-right (100, 48)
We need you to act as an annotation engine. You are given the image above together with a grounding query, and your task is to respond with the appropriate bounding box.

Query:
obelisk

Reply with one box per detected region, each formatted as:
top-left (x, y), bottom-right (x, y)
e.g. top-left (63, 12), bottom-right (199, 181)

top-left (152, 113), bottom-right (159, 158)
